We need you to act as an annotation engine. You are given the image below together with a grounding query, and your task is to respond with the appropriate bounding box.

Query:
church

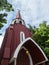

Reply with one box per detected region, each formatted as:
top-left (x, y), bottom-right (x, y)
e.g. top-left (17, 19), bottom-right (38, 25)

top-left (0, 11), bottom-right (48, 65)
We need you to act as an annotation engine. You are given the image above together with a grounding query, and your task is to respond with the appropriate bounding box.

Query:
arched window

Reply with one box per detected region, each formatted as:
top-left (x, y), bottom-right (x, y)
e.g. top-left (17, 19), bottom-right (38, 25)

top-left (20, 32), bottom-right (25, 43)
top-left (19, 21), bottom-right (22, 24)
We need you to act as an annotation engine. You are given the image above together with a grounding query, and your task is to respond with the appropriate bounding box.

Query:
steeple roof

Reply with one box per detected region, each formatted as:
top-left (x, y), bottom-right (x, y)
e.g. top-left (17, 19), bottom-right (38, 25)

top-left (12, 10), bottom-right (25, 25)
top-left (16, 10), bottom-right (22, 19)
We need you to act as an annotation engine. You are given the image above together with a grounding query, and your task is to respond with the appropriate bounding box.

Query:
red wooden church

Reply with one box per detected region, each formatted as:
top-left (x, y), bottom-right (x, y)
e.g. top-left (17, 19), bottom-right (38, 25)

top-left (0, 11), bottom-right (48, 65)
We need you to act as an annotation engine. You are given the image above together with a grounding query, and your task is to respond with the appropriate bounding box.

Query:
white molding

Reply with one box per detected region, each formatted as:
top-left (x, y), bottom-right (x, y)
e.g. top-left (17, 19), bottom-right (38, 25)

top-left (35, 60), bottom-right (48, 65)
top-left (10, 37), bottom-right (48, 63)
top-left (21, 46), bottom-right (33, 65)
top-left (20, 31), bottom-right (25, 43)
top-left (14, 58), bottom-right (16, 65)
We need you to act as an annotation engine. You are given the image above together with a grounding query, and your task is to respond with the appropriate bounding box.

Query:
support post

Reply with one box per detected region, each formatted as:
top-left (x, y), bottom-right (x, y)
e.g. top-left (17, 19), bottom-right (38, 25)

top-left (14, 58), bottom-right (16, 65)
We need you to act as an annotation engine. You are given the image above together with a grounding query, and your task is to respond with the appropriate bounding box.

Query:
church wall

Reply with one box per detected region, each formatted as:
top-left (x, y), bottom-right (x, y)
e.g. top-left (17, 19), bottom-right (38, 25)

top-left (1, 59), bottom-right (9, 65)
top-left (10, 24), bottom-right (32, 56)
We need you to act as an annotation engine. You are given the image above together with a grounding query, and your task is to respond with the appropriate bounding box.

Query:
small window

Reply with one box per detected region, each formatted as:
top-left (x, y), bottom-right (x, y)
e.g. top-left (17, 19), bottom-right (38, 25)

top-left (20, 32), bottom-right (25, 43)
top-left (19, 21), bottom-right (22, 24)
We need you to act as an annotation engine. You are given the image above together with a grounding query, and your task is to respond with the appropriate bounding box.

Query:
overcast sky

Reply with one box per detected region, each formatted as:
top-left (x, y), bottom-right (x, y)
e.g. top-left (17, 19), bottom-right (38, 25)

top-left (0, 0), bottom-right (49, 47)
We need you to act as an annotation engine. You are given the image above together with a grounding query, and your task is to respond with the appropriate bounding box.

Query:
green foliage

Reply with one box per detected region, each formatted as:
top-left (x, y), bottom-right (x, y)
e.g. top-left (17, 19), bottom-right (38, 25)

top-left (29, 21), bottom-right (49, 60)
top-left (0, 0), bottom-right (14, 29)
top-left (0, 13), bottom-right (7, 29)
top-left (44, 47), bottom-right (49, 58)
top-left (0, 0), bottom-right (14, 11)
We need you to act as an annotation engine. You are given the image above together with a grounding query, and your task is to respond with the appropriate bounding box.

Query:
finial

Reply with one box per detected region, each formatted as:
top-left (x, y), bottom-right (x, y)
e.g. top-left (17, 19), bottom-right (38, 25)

top-left (16, 10), bottom-right (22, 19)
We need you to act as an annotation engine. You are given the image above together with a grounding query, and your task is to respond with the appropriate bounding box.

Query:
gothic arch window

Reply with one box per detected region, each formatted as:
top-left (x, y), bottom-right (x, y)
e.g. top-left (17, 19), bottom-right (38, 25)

top-left (20, 32), bottom-right (25, 43)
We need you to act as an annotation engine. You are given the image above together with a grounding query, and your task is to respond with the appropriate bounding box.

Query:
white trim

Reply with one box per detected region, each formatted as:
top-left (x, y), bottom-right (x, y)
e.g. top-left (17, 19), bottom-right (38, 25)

top-left (21, 46), bottom-right (33, 65)
top-left (10, 37), bottom-right (48, 63)
top-left (14, 58), bottom-right (16, 65)
top-left (35, 60), bottom-right (48, 65)
top-left (20, 31), bottom-right (25, 43)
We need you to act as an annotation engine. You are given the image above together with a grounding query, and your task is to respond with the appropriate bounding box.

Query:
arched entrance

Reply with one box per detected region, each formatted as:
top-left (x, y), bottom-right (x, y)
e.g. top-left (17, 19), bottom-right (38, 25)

top-left (10, 38), bottom-right (48, 65)
top-left (17, 46), bottom-right (33, 65)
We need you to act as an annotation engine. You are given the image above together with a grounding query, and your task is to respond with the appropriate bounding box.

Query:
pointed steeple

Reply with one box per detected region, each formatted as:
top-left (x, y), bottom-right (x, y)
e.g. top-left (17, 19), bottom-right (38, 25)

top-left (12, 10), bottom-right (25, 25)
top-left (16, 10), bottom-right (22, 19)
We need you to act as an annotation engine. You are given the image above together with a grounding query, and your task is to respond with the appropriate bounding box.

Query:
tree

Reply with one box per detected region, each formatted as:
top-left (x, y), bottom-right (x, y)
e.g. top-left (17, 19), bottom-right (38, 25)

top-left (0, 0), bottom-right (14, 29)
top-left (29, 21), bottom-right (49, 59)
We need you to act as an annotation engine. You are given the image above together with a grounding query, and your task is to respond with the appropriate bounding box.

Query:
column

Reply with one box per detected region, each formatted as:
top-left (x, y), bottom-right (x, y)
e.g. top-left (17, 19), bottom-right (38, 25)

top-left (14, 58), bottom-right (16, 65)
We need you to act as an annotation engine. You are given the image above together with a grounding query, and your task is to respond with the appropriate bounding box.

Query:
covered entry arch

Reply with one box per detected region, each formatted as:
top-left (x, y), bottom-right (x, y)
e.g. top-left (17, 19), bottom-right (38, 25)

top-left (16, 46), bottom-right (33, 65)
top-left (10, 37), bottom-right (48, 65)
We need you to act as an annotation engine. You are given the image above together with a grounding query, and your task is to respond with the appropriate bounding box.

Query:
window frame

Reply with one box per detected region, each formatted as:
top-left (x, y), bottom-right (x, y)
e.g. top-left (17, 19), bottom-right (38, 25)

top-left (20, 31), bottom-right (25, 43)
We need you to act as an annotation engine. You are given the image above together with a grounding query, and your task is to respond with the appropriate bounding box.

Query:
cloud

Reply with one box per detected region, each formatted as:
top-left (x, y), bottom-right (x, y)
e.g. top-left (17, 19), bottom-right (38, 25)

top-left (4, 0), bottom-right (49, 27)
top-left (11, 0), bottom-right (49, 25)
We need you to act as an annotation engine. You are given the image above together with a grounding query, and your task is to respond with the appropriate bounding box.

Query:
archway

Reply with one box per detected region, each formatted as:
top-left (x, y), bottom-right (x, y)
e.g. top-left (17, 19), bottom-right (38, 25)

top-left (17, 46), bottom-right (33, 65)
top-left (10, 37), bottom-right (48, 65)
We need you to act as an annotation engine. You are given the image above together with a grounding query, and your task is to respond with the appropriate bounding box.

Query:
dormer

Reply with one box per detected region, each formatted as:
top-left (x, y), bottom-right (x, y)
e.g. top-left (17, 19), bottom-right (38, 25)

top-left (12, 10), bottom-right (25, 25)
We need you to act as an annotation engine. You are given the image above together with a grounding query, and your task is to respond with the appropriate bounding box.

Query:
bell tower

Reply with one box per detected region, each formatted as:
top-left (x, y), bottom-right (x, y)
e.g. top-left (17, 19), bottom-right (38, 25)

top-left (12, 10), bottom-right (25, 25)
